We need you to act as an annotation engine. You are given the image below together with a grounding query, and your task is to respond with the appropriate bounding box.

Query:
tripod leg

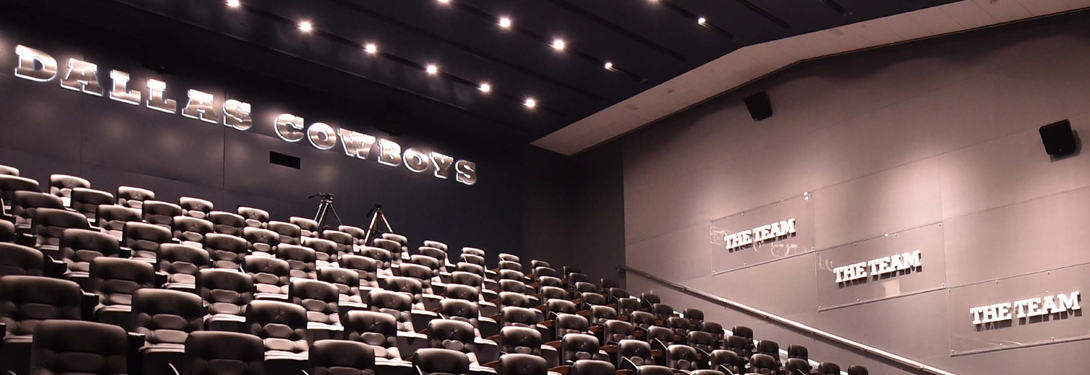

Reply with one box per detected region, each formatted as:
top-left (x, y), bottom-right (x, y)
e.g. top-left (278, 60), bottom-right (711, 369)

top-left (314, 202), bottom-right (328, 228)
top-left (379, 211), bottom-right (393, 233)
top-left (328, 204), bottom-right (343, 227)
top-left (363, 209), bottom-right (381, 245)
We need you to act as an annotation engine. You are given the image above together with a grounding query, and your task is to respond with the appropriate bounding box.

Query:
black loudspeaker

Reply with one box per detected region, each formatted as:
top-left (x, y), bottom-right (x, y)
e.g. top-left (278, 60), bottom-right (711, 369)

top-left (743, 91), bottom-right (772, 121)
top-left (1039, 119), bottom-right (1077, 158)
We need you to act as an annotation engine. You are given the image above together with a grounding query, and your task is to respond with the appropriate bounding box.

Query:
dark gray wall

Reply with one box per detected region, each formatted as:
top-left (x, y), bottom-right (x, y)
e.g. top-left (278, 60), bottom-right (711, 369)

top-left (618, 10), bottom-right (1090, 374)
top-left (0, 6), bottom-right (528, 264)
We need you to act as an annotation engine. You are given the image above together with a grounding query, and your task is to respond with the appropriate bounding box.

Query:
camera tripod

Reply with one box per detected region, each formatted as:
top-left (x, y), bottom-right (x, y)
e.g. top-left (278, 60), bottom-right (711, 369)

top-left (309, 192), bottom-right (342, 230)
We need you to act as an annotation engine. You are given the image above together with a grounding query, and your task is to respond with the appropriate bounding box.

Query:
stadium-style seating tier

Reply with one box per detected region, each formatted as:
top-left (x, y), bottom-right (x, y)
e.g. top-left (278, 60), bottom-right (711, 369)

top-left (0, 163), bottom-right (868, 375)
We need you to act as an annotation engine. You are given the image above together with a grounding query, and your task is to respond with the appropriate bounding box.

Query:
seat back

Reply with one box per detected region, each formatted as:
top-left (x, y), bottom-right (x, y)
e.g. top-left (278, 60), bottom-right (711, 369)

top-left (360, 246), bottom-right (393, 269)
top-left (246, 300), bottom-right (309, 356)
top-left (426, 319), bottom-right (476, 358)
top-left (209, 211), bottom-right (246, 236)
top-left (540, 286), bottom-right (569, 303)
top-left (13, 192), bottom-right (65, 228)
top-left (501, 306), bottom-right (541, 328)
top-left (459, 254), bottom-right (486, 268)
top-left (344, 310), bottom-right (400, 360)
top-left (630, 311), bottom-right (655, 330)
top-left (0, 165), bottom-right (18, 176)
top-left (197, 269), bottom-right (254, 318)
top-left (785, 358), bottom-right (813, 374)
top-left (750, 353), bottom-right (778, 374)
top-left (31, 320), bottom-right (127, 375)
top-left (90, 257), bottom-right (157, 307)
top-left (180, 197), bottom-right (214, 219)
top-left (183, 331), bottom-right (265, 375)
top-left (422, 240), bottom-right (447, 251)
top-left (666, 345), bottom-right (699, 371)
top-left (498, 353), bottom-right (547, 375)
top-left (787, 344), bottom-right (808, 360)
top-left (0, 276), bottom-right (82, 336)
top-left (498, 253), bottom-right (520, 263)
top-left (237, 206), bottom-right (269, 228)
top-left (461, 247), bottom-right (485, 257)
top-left (682, 308), bottom-right (704, 328)
top-left (339, 254), bottom-right (380, 288)
top-left (817, 363), bottom-right (841, 375)
top-left (97, 205), bottom-right (140, 240)
top-left (289, 217), bottom-right (319, 238)
top-left (142, 200), bottom-right (182, 228)
top-left (371, 239), bottom-right (403, 260)
top-left (687, 331), bottom-right (715, 354)
top-left (589, 306), bottom-right (617, 326)
top-left (117, 186), bottom-right (155, 209)
top-left (172, 216), bottom-right (214, 245)
top-left (556, 313), bottom-right (589, 337)
top-left (318, 267), bottom-right (363, 304)
top-left (617, 339), bottom-right (653, 367)
top-left (445, 284), bottom-right (481, 302)
top-left (562, 333), bottom-right (601, 365)
top-left (132, 288), bottom-right (205, 347)
top-left (337, 225), bottom-right (367, 246)
top-left (305, 237), bottom-right (340, 267)
top-left (602, 320), bottom-right (634, 345)
top-left (243, 227), bottom-right (279, 255)
top-left (59, 228), bottom-right (120, 274)
top-left (582, 292), bottom-right (608, 308)
top-left (499, 326), bottom-right (542, 356)
top-left (70, 188), bottom-right (115, 222)
top-left (0, 243), bottom-right (45, 276)
top-left (158, 243), bottom-right (211, 286)
top-left (499, 293), bottom-right (531, 310)
top-left (267, 221), bottom-right (301, 246)
top-left (122, 221), bottom-right (173, 260)
top-left (451, 271), bottom-right (484, 289)
top-left (414, 348), bottom-right (470, 375)
top-left (243, 256), bottom-right (291, 296)
top-left (384, 276), bottom-right (424, 304)
top-left (570, 360), bottom-right (615, 375)
top-left (320, 230), bottom-right (355, 257)
top-left (616, 298), bottom-right (639, 317)
top-left (31, 207), bottom-right (90, 249)
top-left (366, 290), bottom-right (414, 332)
top-left (756, 340), bottom-right (779, 358)
top-left (276, 244), bottom-right (317, 280)
top-left (439, 299), bottom-right (480, 329)
top-left (0, 219), bottom-right (14, 243)
top-left (847, 365), bottom-right (869, 375)
top-left (204, 233), bottom-right (249, 270)
top-left (289, 279), bottom-right (341, 326)
top-left (310, 340), bottom-right (376, 375)
top-left (709, 350), bottom-right (744, 375)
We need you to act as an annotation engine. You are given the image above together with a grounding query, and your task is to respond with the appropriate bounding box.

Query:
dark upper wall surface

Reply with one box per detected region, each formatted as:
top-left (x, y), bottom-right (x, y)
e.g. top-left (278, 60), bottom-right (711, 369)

top-left (617, 10), bottom-right (1090, 375)
top-left (0, 3), bottom-right (527, 262)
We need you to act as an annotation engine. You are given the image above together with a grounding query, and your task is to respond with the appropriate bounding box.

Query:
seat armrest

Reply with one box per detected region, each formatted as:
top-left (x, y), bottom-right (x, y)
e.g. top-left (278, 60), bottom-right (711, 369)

top-left (119, 247), bottom-right (132, 259)
top-left (0, 322), bottom-right (6, 338)
top-left (81, 292), bottom-right (99, 321)
top-left (15, 232), bottom-right (35, 247)
top-left (482, 361), bottom-right (500, 370)
top-left (46, 258), bottom-right (67, 279)
top-left (602, 345), bottom-right (618, 353)
top-left (155, 272), bottom-right (169, 288)
top-left (548, 365), bottom-right (571, 375)
top-left (127, 332), bottom-right (146, 349)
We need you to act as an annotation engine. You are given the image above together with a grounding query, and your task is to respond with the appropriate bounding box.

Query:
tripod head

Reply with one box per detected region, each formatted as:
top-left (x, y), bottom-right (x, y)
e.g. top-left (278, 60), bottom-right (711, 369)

top-left (308, 192), bottom-right (334, 201)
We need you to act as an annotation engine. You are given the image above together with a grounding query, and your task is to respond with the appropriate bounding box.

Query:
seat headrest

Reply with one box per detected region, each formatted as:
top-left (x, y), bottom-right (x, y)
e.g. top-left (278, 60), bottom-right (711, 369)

top-left (498, 353), bottom-right (547, 375)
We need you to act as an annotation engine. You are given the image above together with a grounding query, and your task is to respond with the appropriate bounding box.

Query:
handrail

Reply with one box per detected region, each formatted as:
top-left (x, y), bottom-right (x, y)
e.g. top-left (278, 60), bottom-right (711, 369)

top-left (621, 265), bottom-right (956, 375)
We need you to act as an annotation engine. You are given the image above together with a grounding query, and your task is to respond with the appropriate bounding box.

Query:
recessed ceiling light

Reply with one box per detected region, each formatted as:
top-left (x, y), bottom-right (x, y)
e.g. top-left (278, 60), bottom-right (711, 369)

top-left (437, 0), bottom-right (450, 3)
top-left (698, 17), bottom-right (706, 25)
top-left (364, 43), bottom-right (377, 54)
top-left (524, 98), bottom-right (537, 108)
top-left (498, 17), bottom-right (512, 29)
top-left (298, 21), bottom-right (313, 32)
top-left (426, 64), bottom-right (439, 75)
top-left (479, 83), bottom-right (491, 93)
top-left (604, 62), bottom-right (613, 70)
top-left (552, 39), bottom-right (565, 51)
top-left (226, 0), bottom-right (240, 8)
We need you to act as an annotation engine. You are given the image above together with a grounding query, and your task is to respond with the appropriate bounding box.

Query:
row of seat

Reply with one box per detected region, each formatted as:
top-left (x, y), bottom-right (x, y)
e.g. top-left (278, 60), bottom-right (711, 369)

top-left (0, 165), bottom-right (870, 375)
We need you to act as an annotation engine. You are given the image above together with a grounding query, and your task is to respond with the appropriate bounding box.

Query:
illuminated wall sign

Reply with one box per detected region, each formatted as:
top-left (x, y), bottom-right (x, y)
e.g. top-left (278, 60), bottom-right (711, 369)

top-left (969, 291), bottom-right (1081, 325)
top-left (723, 218), bottom-right (796, 251)
top-left (9, 44), bottom-right (478, 185)
top-left (832, 250), bottom-right (921, 284)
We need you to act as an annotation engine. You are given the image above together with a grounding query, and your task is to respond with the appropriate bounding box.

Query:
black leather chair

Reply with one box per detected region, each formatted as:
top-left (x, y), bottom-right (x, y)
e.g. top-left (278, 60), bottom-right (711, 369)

top-left (338, 225), bottom-right (368, 247)
top-left (237, 206), bottom-right (269, 228)
top-left (554, 313), bottom-right (590, 339)
top-left (318, 267), bottom-right (365, 306)
top-left (289, 217), bottom-right (319, 238)
top-left (246, 300), bottom-right (309, 361)
top-left (277, 244), bottom-right (317, 280)
top-left (461, 247), bottom-right (485, 258)
top-left (425, 319), bottom-right (478, 365)
top-left (340, 254), bottom-right (381, 289)
top-left (245, 256), bottom-right (292, 299)
top-left (197, 269), bottom-right (254, 331)
top-left (90, 257), bottom-right (157, 329)
top-left (570, 359), bottom-right (615, 375)
top-left (172, 216), bottom-right (214, 248)
top-left (209, 211), bottom-right (247, 236)
top-left (0, 220), bottom-right (15, 243)
top-left (97, 204), bottom-right (140, 241)
top-left (244, 227), bottom-right (280, 256)
top-left (59, 228), bottom-right (122, 288)
top-left (616, 340), bottom-right (654, 370)
top-left (666, 317), bottom-right (690, 342)
top-left (157, 243), bottom-right (212, 290)
top-left (70, 188), bottom-right (114, 225)
top-left (0, 276), bottom-right (84, 375)
top-left (268, 221), bottom-right (302, 247)
top-left (10, 192), bottom-right (62, 232)
top-left (288, 279), bottom-right (342, 339)
top-left (413, 348), bottom-right (470, 375)
top-left (787, 344), bottom-right (808, 361)
top-left (184, 331), bottom-right (266, 375)
top-left (47, 175), bottom-right (90, 204)
top-left (709, 350), bottom-right (744, 375)
top-left (530, 266), bottom-right (555, 282)
top-left (665, 345), bottom-right (700, 372)
top-left (0, 243), bottom-right (45, 277)
top-left (29, 207), bottom-right (89, 256)
top-left (367, 290), bottom-right (416, 333)
top-left (816, 362), bottom-right (841, 375)
top-left (311, 339), bottom-right (376, 375)
top-left (123, 221), bottom-right (173, 262)
top-left (30, 320), bottom-right (127, 375)
top-left (304, 237), bottom-right (339, 269)
top-left (142, 200), bottom-right (182, 229)
top-left (616, 298), bottom-right (639, 318)
top-left (371, 240), bottom-right (403, 266)
top-left (602, 320), bottom-right (635, 346)
top-left (321, 230), bottom-right (355, 258)
top-left (180, 197), bottom-right (214, 219)
top-left (560, 333), bottom-right (603, 366)
top-left (749, 353), bottom-right (778, 374)
top-left (785, 358), bottom-right (812, 374)
top-left (205, 233), bottom-right (250, 271)
top-left (589, 306), bottom-right (617, 326)
top-left (682, 309), bottom-right (703, 330)
top-left (724, 336), bottom-right (752, 360)
top-left (497, 353), bottom-right (547, 375)
top-left (687, 331), bottom-right (716, 355)
top-left (117, 186), bottom-right (155, 209)
top-left (847, 365), bottom-right (869, 375)
top-left (132, 288), bottom-right (206, 375)
top-left (344, 310), bottom-right (403, 362)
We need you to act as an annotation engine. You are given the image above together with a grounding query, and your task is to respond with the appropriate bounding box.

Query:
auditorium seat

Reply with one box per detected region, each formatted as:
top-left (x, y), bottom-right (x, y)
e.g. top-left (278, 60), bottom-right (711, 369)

top-left (755, 340), bottom-right (779, 366)
top-left (816, 362), bottom-right (841, 375)
top-left (666, 317), bottom-right (690, 342)
top-left (0, 276), bottom-right (84, 375)
top-left (47, 174), bottom-right (89, 204)
top-left (461, 247), bottom-right (485, 258)
top-left (786, 344), bottom-right (808, 361)
top-left (344, 310), bottom-right (403, 362)
top-left (205, 233), bottom-right (250, 270)
top-left (554, 313), bottom-right (590, 340)
top-left (497, 325), bottom-right (557, 368)
top-left (847, 365), bottom-right (869, 375)
top-left (367, 290), bottom-right (417, 333)
top-left (589, 306), bottom-right (616, 328)
top-left (11, 191), bottom-right (65, 231)
top-left (602, 320), bottom-right (634, 346)
top-left (546, 300), bottom-right (578, 323)
top-left (338, 225), bottom-right (367, 246)
top-left (289, 278), bottom-right (343, 341)
top-left (709, 350), bottom-right (744, 375)
top-left (90, 257), bottom-right (157, 329)
top-left (573, 282), bottom-right (597, 295)
top-left (422, 240), bottom-right (447, 252)
top-left (646, 326), bottom-right (674, 348)
top-left (0, 164), bottom-right (18, 176)
top-left (445, 283), bottom-right (481, 302)
top-left (131, 288), bottom-right (206, 375)
top-left (639, 294), bottom-right (659, 312)
top-left (460, 254), bottom-right (487, 269)
top-left (418, 247), bottom-right (449, 272)
top-left (321, 230), bottom-right (355, 257)
top-left (531, 267), bottom-right (556, 281)
top-left (370, 240), bottom-right (402, 267)
top-left (118, 186), bottom-right (155, 209)
top-left (498, 254), bottom-right (520, 263)
top-left (0, 243), bottom-right (45, 276)
top-left (339, 254), bottom-right (381, 288)
top-left (246, 300), bottom-right (310, 371)
top-left (665, 345), bottom-right (699, 372)
top-left (0, 175), bottom-right (37, 216)
top-left (580, 293), bottom-right (608, 310)
top-left (269, 221), bottom-right (302, 246)
top-left (400, 261), bottom-right (439, 296)
top-left (180, 197), bottom-right (214, 219)
top-left (318, 267), bottom-right (366, 308)
top-left (539, 286), bottom-right (568, 305)
top-left (687, 331), bottom-right (715, 355)
top-left (749, 353), bottom-right (778, 374)
top-left (0, 220), bottom-right (14, 243)
top-left (244, 256), bottom-right (291, 299)
top-left (730, 326), bottom-right (753, 342)
top-left (570, 359), bottom-right (615, 375)
top-left (702, 322), bottom-right (724, 347)
top-left (142, 200), bottom-right (182, 229)
top-left (183, 331), bottom-right (266, 375)
top-left (97, 204), bottom-right (140, 241)
top-left (378, 233), bottom-right (408, 258)
top-left (530, 260), bottom-right (550, 269)
top-left (277, 244), bottom-right (317, 280)
top-left (305, 237), bottom-right (340, 268)
top-left (197, 269), bottom-right (254, 332)
top-left (724, 336), bottom-right (753, 360)
top-left (784, 358), bottom-right (812, 374)
top-left (238, 206), bottom-right (270, 228)
top-left (244, 226), bottom-right (280, 256)
top-left (59, 228), bottom-right (122, 288)
top-left (538, 276), bottom-right (563, 290)
top-left (30, 320), bottom-right (128, 375)
top-left (425, 319), bottom-right (479, 365)
top-left (70, 188), bottom-right (114, 225)
top-left (360, 247), bottom-right (394, 276)
top-left (310, 339), bottom-right (377, 375)
top-left (158, 243), bottom-right (212, 291)
top-left (172, 215), bottom-right (214, 248)
top-left (682, 309), bottom-right (703, 331)
top-left (413, 348), bottom-right (470, 375)
top-left (498, 260), bottom-right (521, 272)
top-left (616, 340), bottom-right (654, 370)
top-left (607, 288), bottom-right (630, 304)
top-left (290, 217), bottom-right (319, 238)
top-left (630, 312), bottom-right (655, 330)
top-left (209, 211), bottom-right (247, 236)
top-left (497, 353), bottom-right (547, 375)
top-left (29, 207), bottom-right (90, 257)
top-left (384, 276), bottom-right (427, 312)
top-left (651, 304), bottom-right (674, 323)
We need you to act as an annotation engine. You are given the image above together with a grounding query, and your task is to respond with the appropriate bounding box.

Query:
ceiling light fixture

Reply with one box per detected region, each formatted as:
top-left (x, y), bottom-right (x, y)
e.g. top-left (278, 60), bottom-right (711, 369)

top-left (437, 0), bottom-right (450, 4)
top-left (604, 62), bottom-right (613, 70)
top-left (479, 83), bottom-right (491, 93)
top-left (698, 17), bottom-right (706, 25)
top-left (552, 39), bottom-right (565, 51)
top-left (498, 17), bottom-right (512, 29)
top-left (524, 98), bottom-right (537, 108)
top-left (298, 21), bottom-right (313, 32)
top-left (364, 43), bottom-right (377, 54)
top-left (426, 64), bottom-right (439, 75)
top-left (226, 0), bottom-right (240, 8)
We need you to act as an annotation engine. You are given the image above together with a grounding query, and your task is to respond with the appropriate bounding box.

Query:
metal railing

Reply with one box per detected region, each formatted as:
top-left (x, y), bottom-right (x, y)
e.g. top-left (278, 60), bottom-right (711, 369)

top-left (621, 265), bottom-right (956, 375)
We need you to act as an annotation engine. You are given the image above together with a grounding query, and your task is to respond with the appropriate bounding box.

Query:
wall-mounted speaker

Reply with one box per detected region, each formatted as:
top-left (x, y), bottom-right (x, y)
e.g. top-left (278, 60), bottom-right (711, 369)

top-left (743, 91), bottom-right (773, 121)
top-left (1039, 119), bottom-right (1078, 158)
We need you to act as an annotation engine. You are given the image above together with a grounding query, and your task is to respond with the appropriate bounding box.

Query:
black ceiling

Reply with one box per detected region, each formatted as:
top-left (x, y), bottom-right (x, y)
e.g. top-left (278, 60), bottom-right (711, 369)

top-left (7, 0), bottom-right (957, 146)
